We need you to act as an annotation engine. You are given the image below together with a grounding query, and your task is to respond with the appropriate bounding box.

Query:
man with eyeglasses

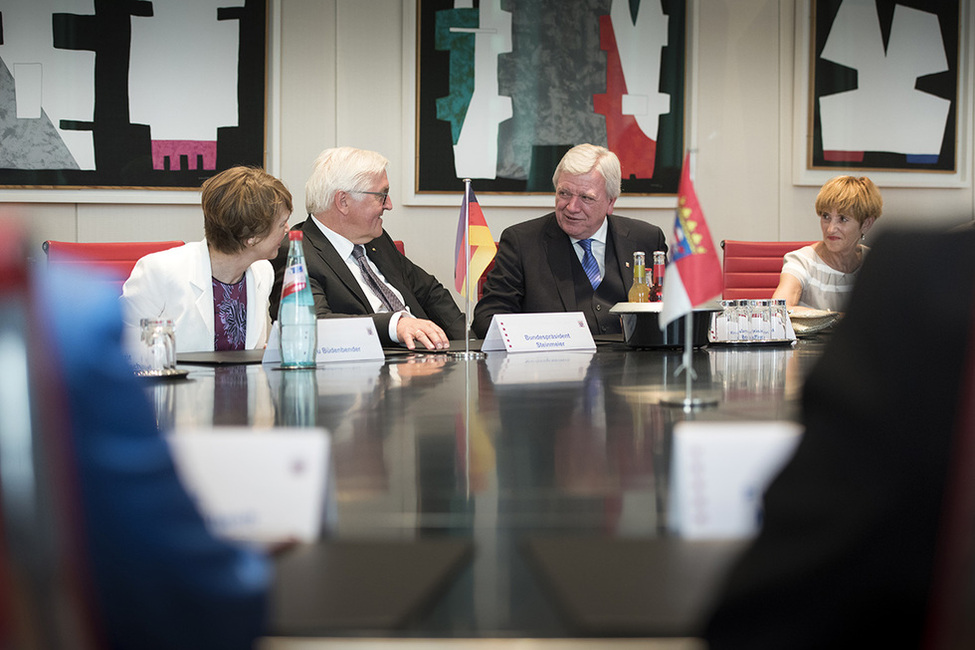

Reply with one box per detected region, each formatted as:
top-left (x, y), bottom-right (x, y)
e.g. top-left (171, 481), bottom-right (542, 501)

top-left (270, 146), bottom-right (464, 350)
top-left (472, 143), bottom-right (668, 338)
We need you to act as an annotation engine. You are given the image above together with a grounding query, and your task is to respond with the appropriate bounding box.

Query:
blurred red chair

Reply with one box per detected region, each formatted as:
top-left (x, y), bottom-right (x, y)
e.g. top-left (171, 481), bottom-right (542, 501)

top-left (393, 240), bottom-right (405, 255)
top-left (43, 240), bottom-right (183, 296)
top-left (721, 240), bottom-right (814, 300)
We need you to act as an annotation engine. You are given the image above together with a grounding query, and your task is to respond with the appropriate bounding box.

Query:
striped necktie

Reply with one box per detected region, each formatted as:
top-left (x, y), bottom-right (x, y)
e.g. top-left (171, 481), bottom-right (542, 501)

top-left (352, 245), bottom-right (406, 312)
top-left (578, 239), bottom-right (601, 290)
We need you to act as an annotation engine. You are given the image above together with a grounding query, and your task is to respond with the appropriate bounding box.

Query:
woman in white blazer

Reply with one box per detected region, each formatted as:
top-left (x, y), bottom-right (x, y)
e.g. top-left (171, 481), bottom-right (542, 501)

top-left (121, 167), bottom-right (292, 352)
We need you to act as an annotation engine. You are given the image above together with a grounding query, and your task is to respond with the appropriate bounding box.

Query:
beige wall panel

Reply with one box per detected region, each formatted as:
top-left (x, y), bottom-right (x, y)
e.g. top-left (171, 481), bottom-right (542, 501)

top-left (694, 0), bottom-right (782, 247)
top-left (75, 203), bottom-right (204, 244)
top-left (3, 203), bottom-right (78, 261)
top-left (279, 0), bottom-right (337, 221)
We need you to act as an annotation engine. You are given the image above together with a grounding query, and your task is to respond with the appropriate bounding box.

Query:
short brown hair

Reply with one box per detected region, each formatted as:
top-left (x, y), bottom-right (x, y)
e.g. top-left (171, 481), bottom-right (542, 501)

top-left (202, 167), bottom-right (293, 254)
top-left (815, 176), bottom-right (883, 226)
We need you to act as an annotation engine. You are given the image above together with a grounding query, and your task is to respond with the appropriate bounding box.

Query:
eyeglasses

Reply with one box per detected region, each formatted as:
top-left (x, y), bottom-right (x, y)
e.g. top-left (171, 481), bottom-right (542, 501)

top-left (349, 190), bottom-right (389, 204)
top-left (556, 189), bottom-right (600, 206)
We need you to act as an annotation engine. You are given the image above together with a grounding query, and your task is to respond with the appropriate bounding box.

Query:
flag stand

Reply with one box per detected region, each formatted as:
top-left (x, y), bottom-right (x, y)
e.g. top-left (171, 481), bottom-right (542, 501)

top-left (659, 312), bottom-right (720, 410)
top-left (657, 149), bottom-right (721, 410)
top-left (451, 177), bottom-right (486, 360)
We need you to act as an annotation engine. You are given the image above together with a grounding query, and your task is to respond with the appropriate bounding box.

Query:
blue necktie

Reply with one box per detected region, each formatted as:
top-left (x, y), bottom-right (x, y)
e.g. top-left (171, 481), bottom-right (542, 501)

top-left (578, 239), bottom-right (601, 290)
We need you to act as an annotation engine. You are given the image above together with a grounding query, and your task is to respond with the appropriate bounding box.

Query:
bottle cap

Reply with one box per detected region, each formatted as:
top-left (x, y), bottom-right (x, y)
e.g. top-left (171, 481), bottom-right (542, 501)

top-left (289, 230), bottom-right (303, 241)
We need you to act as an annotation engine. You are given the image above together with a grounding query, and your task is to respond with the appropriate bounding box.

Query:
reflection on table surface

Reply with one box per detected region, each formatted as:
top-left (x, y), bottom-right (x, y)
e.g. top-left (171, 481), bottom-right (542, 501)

top-left (153, 338), bottom-right (828, 638)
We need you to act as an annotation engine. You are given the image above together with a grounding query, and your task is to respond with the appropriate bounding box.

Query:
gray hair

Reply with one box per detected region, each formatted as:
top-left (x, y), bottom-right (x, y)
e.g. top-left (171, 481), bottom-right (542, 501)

top-left (305, 147), bottom-right (389, 215)
top-left (552, 143), bottom-right (622, 201)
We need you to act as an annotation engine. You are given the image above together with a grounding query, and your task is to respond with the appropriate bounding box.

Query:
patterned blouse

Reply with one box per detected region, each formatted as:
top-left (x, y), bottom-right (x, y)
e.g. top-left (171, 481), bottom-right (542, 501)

top-left (212, 275), bottom-right (248, 350)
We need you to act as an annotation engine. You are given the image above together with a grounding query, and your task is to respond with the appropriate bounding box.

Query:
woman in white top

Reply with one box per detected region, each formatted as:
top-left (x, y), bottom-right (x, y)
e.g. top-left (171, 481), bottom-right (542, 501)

top-left (121, 166), bottom-right (292, 352)
top-left (773, 176), bottom-right (882, 312)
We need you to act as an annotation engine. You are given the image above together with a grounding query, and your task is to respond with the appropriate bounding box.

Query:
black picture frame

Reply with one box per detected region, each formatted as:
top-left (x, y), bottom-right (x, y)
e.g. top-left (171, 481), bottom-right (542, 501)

top-left (0, 0), bottom-right (266, 189)
top-left (809, 0), bottom-right (959, 173)
top-left (415, 0), bottom-right (687, 196)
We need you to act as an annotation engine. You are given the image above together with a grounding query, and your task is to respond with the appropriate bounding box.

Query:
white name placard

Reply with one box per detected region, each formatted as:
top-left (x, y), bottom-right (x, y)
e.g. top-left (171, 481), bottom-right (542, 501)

top-left (668, 420), bottom-right (803, 539)
top-left (167, 426), bottom-right (333, 544)
top-left (481, 312), bottom-right (596, 353)
top-left (263, 317), bottom-right (384, 365)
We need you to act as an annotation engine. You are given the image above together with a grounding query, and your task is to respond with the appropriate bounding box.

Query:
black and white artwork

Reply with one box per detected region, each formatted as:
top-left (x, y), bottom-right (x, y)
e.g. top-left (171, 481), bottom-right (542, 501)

top-left (0, 0), bottom-right (266, 189)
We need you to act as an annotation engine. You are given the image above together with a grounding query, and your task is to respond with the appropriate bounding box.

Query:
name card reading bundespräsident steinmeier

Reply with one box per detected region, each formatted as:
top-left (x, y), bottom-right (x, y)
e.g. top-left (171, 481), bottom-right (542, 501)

top-left (167, 426), bottom-right (333, 544)
top-left (481, 312), bottom-right (596, 353)
top-left (263, 317), bottom-right (384, 364)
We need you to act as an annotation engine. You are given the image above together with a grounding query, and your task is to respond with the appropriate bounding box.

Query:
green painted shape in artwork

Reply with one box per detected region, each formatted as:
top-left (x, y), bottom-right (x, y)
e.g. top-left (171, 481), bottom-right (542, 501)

top-left (434, 8), bottom-right (477, 145)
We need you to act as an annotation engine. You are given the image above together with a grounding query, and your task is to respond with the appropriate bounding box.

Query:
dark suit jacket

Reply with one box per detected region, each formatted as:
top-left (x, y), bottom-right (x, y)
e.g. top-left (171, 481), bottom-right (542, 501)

top-left (271, 217), bottom-right (465, 346)
top-left (703, 228), bottom-right (975, 648)
top-left (471, 213), bottom-right (667, 338)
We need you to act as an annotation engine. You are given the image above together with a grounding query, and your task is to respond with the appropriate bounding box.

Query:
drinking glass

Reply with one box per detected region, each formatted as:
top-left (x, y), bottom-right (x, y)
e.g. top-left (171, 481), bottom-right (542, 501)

top-left (139, 318), bottom-right (176, 375)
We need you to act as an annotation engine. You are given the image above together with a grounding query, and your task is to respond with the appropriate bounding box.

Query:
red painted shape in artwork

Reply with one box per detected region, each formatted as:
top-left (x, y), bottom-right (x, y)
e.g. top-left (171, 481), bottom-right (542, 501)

top-left (592, 15), bottom-right (656, 179)
top-left (151, 140), bottom-right (218, 171)
top-left (823, 150), bottom-right (865, 163)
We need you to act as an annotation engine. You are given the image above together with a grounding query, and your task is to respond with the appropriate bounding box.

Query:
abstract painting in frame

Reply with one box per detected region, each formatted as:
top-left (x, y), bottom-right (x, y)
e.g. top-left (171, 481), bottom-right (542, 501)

top-left (0, 0), bottom-right (266, 190)
top-left (809, 0), bottom-right (959, 174)
top-left (415, 0), bottom-right (686, 196)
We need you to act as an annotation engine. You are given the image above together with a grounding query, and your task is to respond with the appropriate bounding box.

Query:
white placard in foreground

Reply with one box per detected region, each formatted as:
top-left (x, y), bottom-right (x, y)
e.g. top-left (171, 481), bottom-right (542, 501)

top-left (263, 317), bottom-right (384, 365)
top-left (167, 427), bottom-right (332, 544)
top-left (481, 312), bottom-right (596, 353)
top-left (668, 420), bottom-right (803, 539)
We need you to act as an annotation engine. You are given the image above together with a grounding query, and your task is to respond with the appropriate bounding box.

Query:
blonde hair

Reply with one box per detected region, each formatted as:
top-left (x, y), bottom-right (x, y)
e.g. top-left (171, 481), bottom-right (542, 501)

top-left (815, 176), bottom-right (883, 225)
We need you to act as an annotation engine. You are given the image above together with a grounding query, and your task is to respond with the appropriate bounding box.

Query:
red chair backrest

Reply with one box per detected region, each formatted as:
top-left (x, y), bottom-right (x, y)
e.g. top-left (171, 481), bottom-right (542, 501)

top-left (721, 240), bottom-right (814, 300)
top-left (43, 240), bottom-right (183, 296)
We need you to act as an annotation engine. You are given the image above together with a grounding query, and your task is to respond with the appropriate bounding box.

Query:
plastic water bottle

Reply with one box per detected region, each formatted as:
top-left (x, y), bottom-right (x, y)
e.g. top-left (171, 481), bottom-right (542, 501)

top-left (278, 231), bottom-right (317, 368)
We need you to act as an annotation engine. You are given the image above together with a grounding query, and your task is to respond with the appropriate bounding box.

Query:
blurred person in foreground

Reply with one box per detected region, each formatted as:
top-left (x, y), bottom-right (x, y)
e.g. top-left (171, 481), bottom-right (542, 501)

top-left (270, 146), bottom-right (464, 350)
top-left (704, 227), bottom-right (975, 648)
top-left (772, 175), bottom-right (882, 312)
top-left (121, 166), bottom-right (292, 352)
top-left (27, 244), bottom-right (271, 647)
top-left (471, 143), bottom-right (668, 338)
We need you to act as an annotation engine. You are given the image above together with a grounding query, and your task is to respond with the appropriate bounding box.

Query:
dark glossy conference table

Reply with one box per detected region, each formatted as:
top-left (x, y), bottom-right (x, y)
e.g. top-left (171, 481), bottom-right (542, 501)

top-left (153, 335), bottom-right (830, 643)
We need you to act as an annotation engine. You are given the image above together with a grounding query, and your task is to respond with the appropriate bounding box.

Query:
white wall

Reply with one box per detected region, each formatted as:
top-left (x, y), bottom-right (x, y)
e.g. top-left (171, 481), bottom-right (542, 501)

top-left (6, 0), bottom-right (975, 291)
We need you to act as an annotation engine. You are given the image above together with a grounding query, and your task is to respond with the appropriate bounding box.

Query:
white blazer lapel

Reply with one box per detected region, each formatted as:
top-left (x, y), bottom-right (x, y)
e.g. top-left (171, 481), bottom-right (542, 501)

top-left (244, 263), bottom-right (271, 349)
top-left (190, 242), bottom-right (216, 345)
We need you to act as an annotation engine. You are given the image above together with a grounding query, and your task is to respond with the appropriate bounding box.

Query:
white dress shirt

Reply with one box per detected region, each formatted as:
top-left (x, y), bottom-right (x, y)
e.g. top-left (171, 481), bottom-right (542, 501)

top-left (568, 217), bottom-right (610, 280)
